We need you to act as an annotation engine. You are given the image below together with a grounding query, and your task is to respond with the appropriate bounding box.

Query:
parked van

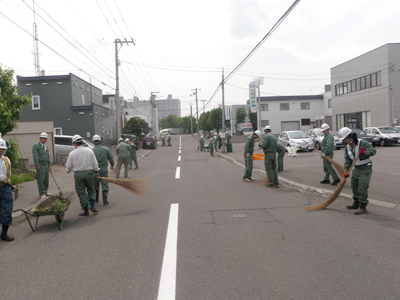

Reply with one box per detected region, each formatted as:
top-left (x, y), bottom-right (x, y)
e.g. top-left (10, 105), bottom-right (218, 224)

top-left (54, 135), bottom-right (94, 154)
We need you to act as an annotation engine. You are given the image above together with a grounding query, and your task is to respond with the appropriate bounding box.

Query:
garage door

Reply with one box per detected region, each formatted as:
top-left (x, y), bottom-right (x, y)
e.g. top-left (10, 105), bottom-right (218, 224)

top-left (281, 121), bottom-right (300, 131)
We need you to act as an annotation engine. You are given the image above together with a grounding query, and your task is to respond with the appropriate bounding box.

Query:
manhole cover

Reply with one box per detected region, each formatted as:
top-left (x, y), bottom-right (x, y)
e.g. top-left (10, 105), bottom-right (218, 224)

top-left (233, 214), bottom-right (247, 218)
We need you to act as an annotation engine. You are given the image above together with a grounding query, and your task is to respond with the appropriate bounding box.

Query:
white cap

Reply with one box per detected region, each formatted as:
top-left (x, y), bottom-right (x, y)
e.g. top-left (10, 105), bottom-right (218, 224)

top-left (321, 123), bottom-right (330, 131)
top-left (337, 127), bottom-right (352, 140)
top-left (40, 132), bottom-right (48, 139)
top-left (254, 130), bottom-right (262, 138)
top-left (0, 139), bottom-right (7, 150)
top-left (72, 134), bottom-right (83, 144)
top-left (92, 134), bottom-right (101, 142)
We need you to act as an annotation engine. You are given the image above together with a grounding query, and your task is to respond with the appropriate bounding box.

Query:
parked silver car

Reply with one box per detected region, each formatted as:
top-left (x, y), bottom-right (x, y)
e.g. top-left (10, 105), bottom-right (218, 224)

top-left (278, 131), bottom-right (313, 152)
top-left (54, 135), bottom-right (94, 154)
top-left (305, 129), bottom-right (343, 150)
top-left (363, 127), bottom-right (400, 146)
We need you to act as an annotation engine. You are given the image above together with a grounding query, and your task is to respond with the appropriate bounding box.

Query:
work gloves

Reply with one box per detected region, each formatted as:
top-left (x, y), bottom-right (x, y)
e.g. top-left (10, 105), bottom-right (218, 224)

top-left (110, 165), bottom-right (114, 170)
top-left (320, 153), bottom-right (325, 159)
top-left (0, 175), bottom-right (8, 182)
top-left (359, 148), bottom-right (366, 155)
top-left (344, 172), bottom-right (349, 178)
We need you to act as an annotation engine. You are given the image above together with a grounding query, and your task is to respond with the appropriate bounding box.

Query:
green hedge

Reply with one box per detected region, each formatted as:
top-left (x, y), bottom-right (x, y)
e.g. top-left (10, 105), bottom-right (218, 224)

top-left (10, 171), bottom-right (37, 185)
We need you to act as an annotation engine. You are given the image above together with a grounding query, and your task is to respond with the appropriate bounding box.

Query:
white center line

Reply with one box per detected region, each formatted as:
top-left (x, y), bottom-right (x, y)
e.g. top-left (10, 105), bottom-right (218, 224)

top-left (179, 150), bottom-right (181, 154)
top-left (178, 156), bottom-right (181, 161)
top-left (175, 167), bottom-right (180, 179)
top-left (157, 203), bottom-right (179, 300)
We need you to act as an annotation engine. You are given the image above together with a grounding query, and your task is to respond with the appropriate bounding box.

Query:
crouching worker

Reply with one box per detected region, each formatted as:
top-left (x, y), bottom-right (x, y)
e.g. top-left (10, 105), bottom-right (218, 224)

top-left (66, 135), bottom-right (100, 216)
top-left (0, 139), bottom-right (14, 241)
top-left (338, 127), bottom-right (376, 215)
top-left (92, 135), bottom-right (114, 205)
top-left (243, 130), bottom-right (262, 182)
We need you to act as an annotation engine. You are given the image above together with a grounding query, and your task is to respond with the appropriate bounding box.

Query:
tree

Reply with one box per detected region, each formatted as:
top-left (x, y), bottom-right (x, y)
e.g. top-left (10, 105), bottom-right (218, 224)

top-left (235, 106), bottom-right (246, 127)
top-left (208, 107), bottom-right (222, 134)
top-left (123, 117), bottom-right (149, 139)
top-left (199, 111), bottom-right (212, 134)
top-left (0, 65), bottom-right (31, 136)
top-left (160, 114), bottom-right (180, 129)
top-left (181, 116), bottom-right (196, 134)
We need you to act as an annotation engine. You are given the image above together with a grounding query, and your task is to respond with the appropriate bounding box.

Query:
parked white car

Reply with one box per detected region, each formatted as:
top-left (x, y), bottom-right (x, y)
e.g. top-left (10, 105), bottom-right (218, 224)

top-left (54, 135), bottom-right (94, 154)
top-left (278, 131), bottom-right (313, 152)
top-left (363, 127), bottom-right (400, 146)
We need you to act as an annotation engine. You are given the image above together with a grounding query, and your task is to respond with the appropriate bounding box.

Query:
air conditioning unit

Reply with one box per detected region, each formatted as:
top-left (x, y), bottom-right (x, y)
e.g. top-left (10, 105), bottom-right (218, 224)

top-left (394, 119), bottom-right (398, 124)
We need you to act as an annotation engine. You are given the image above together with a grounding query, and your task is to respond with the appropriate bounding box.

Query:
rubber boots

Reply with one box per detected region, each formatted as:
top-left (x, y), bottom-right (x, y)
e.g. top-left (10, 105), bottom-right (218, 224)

top-left (89, 199), bottom-right (98, 214)
top-left (102, 190), bottom-right (109, 205)
top-left (79, 206), bottom-right (89, 216)
top-left (1, 225), bottom-right (14, 242)
top-left (95, 191), bottom-right (99, 203)
top-left (354, 203), bottom-right (368, 215)
top-left (346, 199), bottom-right (359, 209)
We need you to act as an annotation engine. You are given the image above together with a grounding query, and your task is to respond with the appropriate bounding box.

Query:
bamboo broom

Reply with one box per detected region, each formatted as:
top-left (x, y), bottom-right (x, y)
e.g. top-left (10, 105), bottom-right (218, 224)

top-left (255, 153), bottom-right (270, 186)
top-left (303, 140), bottom-right (345, 179)
top-left (304, 152), bottom-right (360, 211)
top-left (95, 176), bottom-right (148, 197)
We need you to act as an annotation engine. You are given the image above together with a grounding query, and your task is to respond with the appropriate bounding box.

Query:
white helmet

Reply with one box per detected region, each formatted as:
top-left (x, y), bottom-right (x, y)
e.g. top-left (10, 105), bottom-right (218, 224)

top-left (118, 138), bottom-right (124, 143)
top-left (321, 123), bottom-right (330, 131)
top-left (40, 132), bottom-right (48, 139)
top-left (92, 134), bottom-right (101, 143)
top-left (254, 130), bottom-right (262, 138)
top-left (0, 139), bottom-right (7, 150)
top-left (125, 138), bottom-right (130, 143)
top-left (201, 135), bottom-right (203, 138)
top-left (72, 134), bottom-right (83, 144)
top-left (337, 127), bottom-right (352, 140)
top-left (264, 125), bottom-right (271, 132)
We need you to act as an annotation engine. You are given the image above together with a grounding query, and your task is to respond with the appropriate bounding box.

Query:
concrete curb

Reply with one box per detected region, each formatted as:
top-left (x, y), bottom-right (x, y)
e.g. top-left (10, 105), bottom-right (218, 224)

top-left (219, 153), bottom-right (399, 210)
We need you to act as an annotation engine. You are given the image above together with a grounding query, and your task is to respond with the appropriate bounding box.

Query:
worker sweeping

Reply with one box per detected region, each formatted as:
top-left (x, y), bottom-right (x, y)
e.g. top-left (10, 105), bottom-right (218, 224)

top-left (65, 135), bottom-right (100, 216)
top-left (209, 138), bottom-right (214, 156)
top-left (276, 142), bottom-right (286, 172)
top-left (116, 138), bottom-right (132, 179)
top-left (92, 135), bottom-right (114, 205)
top-left (0, 139), bottom-right (14, 241)
top-left (127, 139), bottom-right (138, 170)
top-left (243, 130), bottom-right (262, 182)
top-left (337, 127), bottom-right (376, 214)
top-left (259, 126), bottom-right (279, 188)
top-left (199, 135), bottom-right (205, 151)
top-left (167, 135), bottom-right (172, 146)
top-left (214, 133), bottom-right (219, 153)
top-left (320, 123), bottom-right (341, 186)
top-left (32, 132), bottom-right (52, 199)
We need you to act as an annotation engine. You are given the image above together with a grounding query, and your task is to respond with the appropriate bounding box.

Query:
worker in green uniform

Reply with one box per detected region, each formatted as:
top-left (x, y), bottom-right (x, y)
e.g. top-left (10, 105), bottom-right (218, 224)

top-left (226, 132), bottom-right (231, 145)
top-left (0, 139), bottom-right (14, 241)
top-left (259, 126), bottom-right (279, 188)
top-left (243, 130), bottom-right (262, 182)
top-left (214, 133), bottom-right (219, 153)
top-left (276, 142), bottom-right (286, 172)
top-left (66, 135), bottom-right (100, 216)
top-left (127, 139), bottom-right (138, 170)
top-left (199, 135), bottom-right (205, 151)
top-left (320, 123), bottom-right (341, 186)
top-left (32, 132), bottom-right (52, 198)
top-left (338, 127), bottom-right (376, 215)
top-left (116, 138), bottom-right (132, 179)
top-left (209, 138), bottom-right (214, 156)
top-left (92, 135), bottom-right (114, 205)
top-left (167, 135), bottom-right (172, 146)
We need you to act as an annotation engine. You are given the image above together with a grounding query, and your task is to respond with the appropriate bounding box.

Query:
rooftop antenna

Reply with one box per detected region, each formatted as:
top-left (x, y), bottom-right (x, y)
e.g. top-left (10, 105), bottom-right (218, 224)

top-left (32, 0), bottom-right (40, 76)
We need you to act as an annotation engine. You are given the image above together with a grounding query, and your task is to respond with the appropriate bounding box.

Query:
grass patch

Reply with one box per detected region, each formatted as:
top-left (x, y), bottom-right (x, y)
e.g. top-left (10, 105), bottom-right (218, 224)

top-left (10, 171), bottom-right (37, 185)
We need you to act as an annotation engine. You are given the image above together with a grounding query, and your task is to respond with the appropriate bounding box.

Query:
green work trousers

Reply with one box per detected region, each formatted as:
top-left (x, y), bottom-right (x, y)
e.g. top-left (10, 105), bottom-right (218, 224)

top-left (117, 155), bottom-right (130, 178)
top-left (36, 164), bottom-right (49, 196)
top-left (243, 154), bottom-right (253, 180)
top-left (264, 153), bottom-right (279, 186)
top-left (94, 168), bottom-right (109, 191)
top-left (209, 144), bottom-right (214, 156)
top-left (129, 153), bottom-right (138, 169)
top-left (351, 165), bottom-right (372, 204)
top-left (323, 157), bottom-right (339, 181)
top-left (74, 171), bottom-right (96, 208)
top-left (277, 152), bottom-right (285, 171)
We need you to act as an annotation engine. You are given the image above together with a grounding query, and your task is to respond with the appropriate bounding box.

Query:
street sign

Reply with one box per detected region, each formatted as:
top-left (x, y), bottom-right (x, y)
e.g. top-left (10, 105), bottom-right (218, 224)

top-left (225, 106), bottom-right (230, 120)
top-left (249, 82), bottom-right (257, 113)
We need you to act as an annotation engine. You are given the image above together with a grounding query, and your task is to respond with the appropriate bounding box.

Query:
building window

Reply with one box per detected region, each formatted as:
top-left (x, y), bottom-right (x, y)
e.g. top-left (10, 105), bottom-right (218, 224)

top-left (32, 95), bottom-right (40, 110)
top-left (260, 104), bottom-right (268, 111)
top-left (261, 120), bottom-right (269, 127)
top-left (301, 119), bottom-right (311, 126)
top-left (54, 127), bottom-right (62, 135)
top-left (335, 71), bottom-right (381, 96)
top-left (301, 102), bottom-right (310, 110)
top-left (328, 99), bottom-right (332, 108)
top-left (280, 103), bottom-right (289, 111)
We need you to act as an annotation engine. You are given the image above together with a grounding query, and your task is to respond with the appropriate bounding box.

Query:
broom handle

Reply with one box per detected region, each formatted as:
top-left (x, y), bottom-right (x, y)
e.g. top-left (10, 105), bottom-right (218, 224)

top-left (346, 152), bottom-right (361, 176)
top-left (303, 140), bottom-right (323, 155)
top-left (50, 169), bottom-right (61, 191)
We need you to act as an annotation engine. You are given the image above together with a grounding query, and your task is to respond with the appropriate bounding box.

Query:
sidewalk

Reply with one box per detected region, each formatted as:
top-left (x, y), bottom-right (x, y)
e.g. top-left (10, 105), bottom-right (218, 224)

top-left (216, 142), bottom-right (400, 209)
top-left (11, 149), bottom-right (154, 224)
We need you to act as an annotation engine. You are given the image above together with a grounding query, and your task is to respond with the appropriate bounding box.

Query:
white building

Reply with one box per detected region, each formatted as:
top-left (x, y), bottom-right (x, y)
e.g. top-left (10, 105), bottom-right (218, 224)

top-left (156, 94), bottom-right (181, 120)
top-left (332, 43), bottom-right (400, 130)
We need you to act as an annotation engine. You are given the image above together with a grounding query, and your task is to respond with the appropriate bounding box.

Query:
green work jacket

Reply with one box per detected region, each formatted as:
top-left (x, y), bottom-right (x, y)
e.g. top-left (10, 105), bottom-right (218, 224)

top-left (321, 131), bottom-right (335, 157)
top-left (244, 136), bottom-right (255, 155)
top-left (32, 142), bottom-right (51, 168)
top-left (259, 134), bottom-right (277, 154)
top-left (92, 145), bottom-right (114, 168)
top-left (344, 139), bottom-right (376, 172)
top-left (116, 142), bottom-right (132, 157)
top-left (276, 142), bottom-right (286, 153)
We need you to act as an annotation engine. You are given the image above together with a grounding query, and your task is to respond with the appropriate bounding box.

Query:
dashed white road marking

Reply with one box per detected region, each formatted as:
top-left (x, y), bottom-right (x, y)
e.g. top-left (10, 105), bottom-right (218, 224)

top-left (175, 167), bottom-right (180, 179)
top-left (178, 156), bottom-right (181, 161)
top-left (157, 203), bottom-right (179, 300)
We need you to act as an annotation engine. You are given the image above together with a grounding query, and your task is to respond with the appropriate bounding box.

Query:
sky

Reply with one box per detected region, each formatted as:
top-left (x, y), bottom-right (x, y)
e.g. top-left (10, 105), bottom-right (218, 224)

top-left (1, 0), bottom-right (400, 117)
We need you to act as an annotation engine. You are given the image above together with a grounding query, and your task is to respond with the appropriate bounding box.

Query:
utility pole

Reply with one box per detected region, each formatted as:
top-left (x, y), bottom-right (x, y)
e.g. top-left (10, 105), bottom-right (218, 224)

top-left (190, 104), bottom-right (193, 135)
top-left (221, 68), bottom-right (226, 153)
top-left (201, 100), bottom-right (206, 112)
top-left (115, 38), bottom-right (135, 141)
top-left (192, 88), bottom-right (201, 136)
top-left (150, 92), bottom-right (159, 137)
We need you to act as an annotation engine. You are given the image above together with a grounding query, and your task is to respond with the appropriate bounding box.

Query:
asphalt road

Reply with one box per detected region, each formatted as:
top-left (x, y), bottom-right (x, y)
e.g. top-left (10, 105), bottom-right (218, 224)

top-left (1, 134), bottom-right (400, 300)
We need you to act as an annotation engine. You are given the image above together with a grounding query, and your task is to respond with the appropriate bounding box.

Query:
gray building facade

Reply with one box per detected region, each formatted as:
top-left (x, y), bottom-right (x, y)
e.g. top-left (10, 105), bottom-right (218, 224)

top-left (17, 73), bottom-right (117, 145)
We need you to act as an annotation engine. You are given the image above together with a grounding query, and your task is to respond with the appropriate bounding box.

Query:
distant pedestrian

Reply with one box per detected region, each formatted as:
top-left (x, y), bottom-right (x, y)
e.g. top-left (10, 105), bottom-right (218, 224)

top-left (319, 123), bottom-right (340, 186)
top-left (92, 135), bottom-right (114, 205)
top-left (259, 126), bottom-right (279, 188)
top-left (32, 132), bottom-right (52, 199)
top-left (116, 138), bottom-right (132, 179)
top-left (127, 139), bottom-right (139, 170)
top-left (167, 135), bottom-right (172, 146)
top-left (214, 133), bottom-right (219, 153)
top-left (0, 139), bottom-right (14, 241)
top-left (226, 132), bottom-right (231, 145)
top-left (276, 142), bottom-right (286, 172)
top-left (66, 135), bottom-right (100, 216)
top-left (243, 130), bottom-right (262, 182)
top-left (199, 135), bottom-right (205, 151)
top-left (209, 138), bottom-right (214, 156)
top-left (218, 133), bottom-right (222, 149)
top-left (161, 135), bottom-right (166, 147)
